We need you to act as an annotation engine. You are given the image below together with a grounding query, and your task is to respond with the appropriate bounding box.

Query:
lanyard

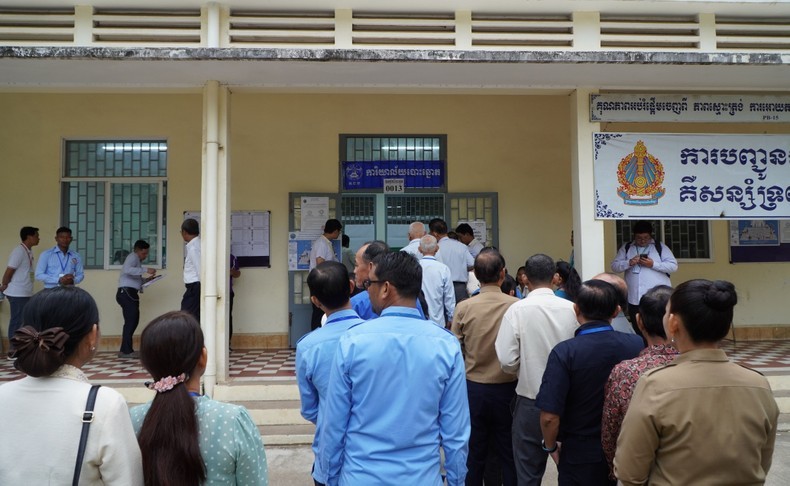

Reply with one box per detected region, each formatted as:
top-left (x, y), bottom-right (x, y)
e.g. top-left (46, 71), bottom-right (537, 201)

top-left (578, 325), bottom-right (613, 336)
top-left (56, 250), bottom-right (71, 273)
top-left (21, 244), bottom-right (33, 268)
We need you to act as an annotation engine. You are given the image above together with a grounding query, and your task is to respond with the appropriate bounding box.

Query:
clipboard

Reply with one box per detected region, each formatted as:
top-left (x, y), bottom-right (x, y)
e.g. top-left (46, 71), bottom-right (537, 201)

top-left (142, 274), bottom-right (165, 288)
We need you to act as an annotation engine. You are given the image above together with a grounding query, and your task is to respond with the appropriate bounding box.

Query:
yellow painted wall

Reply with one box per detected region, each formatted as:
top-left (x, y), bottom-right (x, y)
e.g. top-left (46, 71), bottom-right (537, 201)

top-left (229, 93), bottom-right (574, 335)
top-left (2, 91), bottom-right (788, 347)
top-left (0, 93), bottom-right (203, 346)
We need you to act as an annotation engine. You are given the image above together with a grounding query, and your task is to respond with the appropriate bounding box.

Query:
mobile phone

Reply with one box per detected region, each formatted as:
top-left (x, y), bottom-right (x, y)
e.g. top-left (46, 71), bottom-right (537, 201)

top-left (639, 254), bottom-right (648, 260)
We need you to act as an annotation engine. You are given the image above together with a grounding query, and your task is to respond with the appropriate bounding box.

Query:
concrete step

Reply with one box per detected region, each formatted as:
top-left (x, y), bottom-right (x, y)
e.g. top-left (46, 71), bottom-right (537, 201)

top-left (113, 374), bottom-right (790, 446)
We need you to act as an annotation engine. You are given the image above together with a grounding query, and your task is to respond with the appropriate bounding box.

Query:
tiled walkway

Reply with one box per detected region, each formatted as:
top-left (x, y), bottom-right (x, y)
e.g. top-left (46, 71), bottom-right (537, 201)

top-left (1, 340), bottom-right (789, 383)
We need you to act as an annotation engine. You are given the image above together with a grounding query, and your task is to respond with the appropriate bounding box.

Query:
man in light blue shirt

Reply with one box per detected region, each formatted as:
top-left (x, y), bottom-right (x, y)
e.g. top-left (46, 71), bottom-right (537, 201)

top-left (418, 234), bottom-right (455, 327)
top-left (296, 261), bottom-right (365, 486)
top-left (320, 251), bottom-right (470, 486)
top-left (35, 226), bottom-right (84, 288)
top-left (350, 240), bottom-right (427, 320)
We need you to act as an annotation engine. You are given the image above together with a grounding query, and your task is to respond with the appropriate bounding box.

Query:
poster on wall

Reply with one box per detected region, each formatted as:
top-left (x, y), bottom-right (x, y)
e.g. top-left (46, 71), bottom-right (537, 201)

top-left (184, 210), bottom-right (271, 267)
top-left (300, 197), bottom-right (330, 235)
top-left (593, 133), bottom-right (790, 219)
top-left (288, 232), bottom-right (342, 271)
top-left (458, 220), bottom-right (487, 245)
top-left (728, 220), bottom-right (780, 246)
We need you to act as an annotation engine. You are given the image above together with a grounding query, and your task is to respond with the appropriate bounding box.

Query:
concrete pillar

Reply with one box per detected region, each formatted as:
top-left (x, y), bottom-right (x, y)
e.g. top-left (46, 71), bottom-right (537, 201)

top-left (455, 11), bottom-right (472, 49)
top-left (73, 5), bottom-right (93, 46)
top-left (570, 88), bottom-right (605, 280)
top-left (335, 9), bottom-right (352, 48)
top-left (573, 11), bottom-right (600, 50)
top-left (201, 80), bottom-right (230, 393)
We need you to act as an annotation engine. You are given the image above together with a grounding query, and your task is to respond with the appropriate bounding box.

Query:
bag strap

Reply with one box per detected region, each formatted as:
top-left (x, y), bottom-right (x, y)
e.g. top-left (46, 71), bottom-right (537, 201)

top-left (72, 384), bottom-right (101, 486)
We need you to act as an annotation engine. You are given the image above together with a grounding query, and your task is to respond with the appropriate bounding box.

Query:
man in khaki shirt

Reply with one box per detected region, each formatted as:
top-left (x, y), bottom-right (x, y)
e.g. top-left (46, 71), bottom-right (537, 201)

top-left (452, 248), bottom-right (518, 486)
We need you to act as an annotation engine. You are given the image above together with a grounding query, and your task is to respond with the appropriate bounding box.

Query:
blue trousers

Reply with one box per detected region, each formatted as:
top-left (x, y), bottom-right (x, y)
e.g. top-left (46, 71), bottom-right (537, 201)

top-left (466, 380), bottom-right (517, 486)
top-left (7, 295), bottom-right (30, 342)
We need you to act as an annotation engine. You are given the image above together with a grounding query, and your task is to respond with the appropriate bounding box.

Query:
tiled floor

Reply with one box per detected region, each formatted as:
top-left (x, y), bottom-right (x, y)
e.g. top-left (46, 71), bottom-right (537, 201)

top-left (1, 340), bottom-right (789, 383)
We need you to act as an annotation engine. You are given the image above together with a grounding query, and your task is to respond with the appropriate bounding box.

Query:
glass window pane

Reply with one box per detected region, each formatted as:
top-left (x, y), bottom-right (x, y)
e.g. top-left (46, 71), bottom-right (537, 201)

top-left (110, 183), bottom-right (160, 265)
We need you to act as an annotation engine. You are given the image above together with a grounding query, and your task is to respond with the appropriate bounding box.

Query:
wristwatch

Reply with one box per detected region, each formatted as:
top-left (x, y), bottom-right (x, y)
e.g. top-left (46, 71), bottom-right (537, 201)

top-left (541, 439), bottom-right (558, 453)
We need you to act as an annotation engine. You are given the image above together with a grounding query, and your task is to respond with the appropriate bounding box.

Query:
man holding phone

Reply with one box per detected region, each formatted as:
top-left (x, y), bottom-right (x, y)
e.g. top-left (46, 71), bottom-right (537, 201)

top-left (610, 221), bottom-right (677, 333)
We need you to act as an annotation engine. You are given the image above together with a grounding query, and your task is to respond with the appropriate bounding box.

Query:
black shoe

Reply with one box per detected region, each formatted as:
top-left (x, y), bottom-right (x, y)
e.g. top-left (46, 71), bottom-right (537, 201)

top-left (117, 351), bottom-right (140, 359)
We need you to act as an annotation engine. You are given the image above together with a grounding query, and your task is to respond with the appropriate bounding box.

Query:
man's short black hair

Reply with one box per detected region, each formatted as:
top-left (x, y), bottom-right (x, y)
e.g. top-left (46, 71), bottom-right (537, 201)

top-left (307, 261), bottom-right (351, 310)
top-left (632, 220), bottom-right (653, 235)
top-left (474, 248), bottom-right (506, 284)
top-left (133, 240), bottom-right (150, 251)
top-left (372, 252), bottom-right (422, 300)
top-left (455, 223), bottom-right (474, 236)
top-left (525, 254), bottom-right (555, 285)
top-left (342, 234), bottom-right (350, 247)
top-left (324, 219), bottom-right (342, 234)
top-left (428, 218), bottom-right (448, 235)
top-left (576, 279), bottom-right (620, 321)
top-left (361, 240), bottom-right (390, 264)
top-left (638, 285), bottom-right (673, 338)
top-left (56, 226), bottom-right (72, 236)
top-left (20, 226), bottom-right (38, 241)
top-left (181, 218), bottom-right (200, 236)
top-left (500, 273), bottom-right (517, 295)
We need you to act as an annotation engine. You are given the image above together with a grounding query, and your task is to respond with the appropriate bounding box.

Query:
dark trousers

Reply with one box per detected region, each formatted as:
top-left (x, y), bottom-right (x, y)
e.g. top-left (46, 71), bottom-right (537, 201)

top-left (453, 281), bottom-right (469, 304)
top-left (181, 282), bottom-right (201, 322)
top-left (116, 288), bottom-right (140, 353)
top-left (310, 302), bottom-right (323, 331)
top-left (467, 380), bottom-right (517, 486)
top-left (512, 396), bottom-right (548, 486)
top-left (6, 296), bottom-right (30, 343)
top-left (229, 291), bottom-right (235, 345)
top-left (558, 457), bottom-right (614, 486)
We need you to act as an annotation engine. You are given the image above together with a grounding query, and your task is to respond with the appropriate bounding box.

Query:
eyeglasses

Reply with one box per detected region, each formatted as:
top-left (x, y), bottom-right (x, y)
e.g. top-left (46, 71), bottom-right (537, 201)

top-left (363, 279), bottom-right (386, 290)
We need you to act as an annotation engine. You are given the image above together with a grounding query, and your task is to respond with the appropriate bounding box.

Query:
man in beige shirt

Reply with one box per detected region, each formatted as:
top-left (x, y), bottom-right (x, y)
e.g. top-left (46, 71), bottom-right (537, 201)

top-left (452, 248), bottom-right (518, 486)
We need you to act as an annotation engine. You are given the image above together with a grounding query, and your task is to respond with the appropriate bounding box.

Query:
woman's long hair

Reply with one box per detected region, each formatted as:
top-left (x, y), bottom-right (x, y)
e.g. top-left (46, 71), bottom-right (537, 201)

top-left (11, 286), bottom-right (98, 377)
top-left (136, 311), bottom-right (206, 486)
top-left (555, 260), bottom-right (581, 302)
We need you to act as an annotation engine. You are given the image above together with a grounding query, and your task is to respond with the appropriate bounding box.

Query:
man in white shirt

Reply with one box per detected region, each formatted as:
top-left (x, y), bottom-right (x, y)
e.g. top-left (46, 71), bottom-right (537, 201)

top-left (1, 226), bottom-right (39, 348)
top-left (418, 235), bottom-right (455, 327)
top-left (429, 218), bottom-right (474, 304)
top-left (309, 219), bottom-right (342, 330)
top-left (456, 223), bottom-right (485, 258)
top-left (495, 254), bottom-right (578, 486)
top-left (400, 221), bottom-right (425, 259)
top-left (180, 218), bottom-right (201, 321)
top-left (610, 220), bottom-right (677, 328)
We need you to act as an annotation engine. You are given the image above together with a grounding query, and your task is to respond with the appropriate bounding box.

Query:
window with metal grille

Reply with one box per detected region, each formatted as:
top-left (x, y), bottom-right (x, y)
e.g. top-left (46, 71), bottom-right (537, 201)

top-left (61, 141), bottom-right (167, 269)
top-left (615, 220), bottom-right (710, 260)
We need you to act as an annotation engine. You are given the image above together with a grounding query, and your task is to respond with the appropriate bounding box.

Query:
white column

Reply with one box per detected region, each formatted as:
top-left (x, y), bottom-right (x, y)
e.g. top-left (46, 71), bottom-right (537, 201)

top-left (455, 11), bottom-right (472, 49)
top-left (73, 5), bottom-right (93, 46)
top-left (698, 13), bottom-right (716, 52)
top-left (572, 11), bottom-right (600, 50)
top-left (335, 9), bottom-right (352, 48)
top-left (201, 80), bottom-right (229, 395)
top-left (205, 2), bottom-right (221, 48)
top-left (570, 88), bottom-right (604, 280)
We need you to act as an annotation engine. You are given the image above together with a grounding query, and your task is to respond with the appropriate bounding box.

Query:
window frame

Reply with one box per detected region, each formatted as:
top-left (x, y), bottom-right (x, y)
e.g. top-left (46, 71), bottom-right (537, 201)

top-left (61, 140), bottom-right (168, 270)
top-left (615, 219), bottom-right (713, 263)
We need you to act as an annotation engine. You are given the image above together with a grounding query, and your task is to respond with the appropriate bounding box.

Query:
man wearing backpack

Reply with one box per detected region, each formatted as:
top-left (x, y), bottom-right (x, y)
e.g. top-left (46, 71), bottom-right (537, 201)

top-left (610, 221), bottom-right (677, 334)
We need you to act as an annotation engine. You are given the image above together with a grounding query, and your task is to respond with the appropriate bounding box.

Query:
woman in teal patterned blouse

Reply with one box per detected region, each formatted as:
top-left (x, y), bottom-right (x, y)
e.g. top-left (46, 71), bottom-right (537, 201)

top-left (131, 311), bottom-right (269, 485)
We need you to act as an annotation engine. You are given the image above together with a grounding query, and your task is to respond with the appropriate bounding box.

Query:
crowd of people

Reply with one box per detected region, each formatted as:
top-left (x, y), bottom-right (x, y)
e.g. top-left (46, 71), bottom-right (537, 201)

top-left (0, 217), bottom-right (780, 485)
top-left (298, 218), bottom-right (780, 486)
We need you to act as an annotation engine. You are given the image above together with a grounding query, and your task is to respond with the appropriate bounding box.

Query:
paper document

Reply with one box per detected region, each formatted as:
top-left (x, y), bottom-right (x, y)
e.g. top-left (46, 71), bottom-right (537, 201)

top-left (142, 274), bottom-right (165, 288)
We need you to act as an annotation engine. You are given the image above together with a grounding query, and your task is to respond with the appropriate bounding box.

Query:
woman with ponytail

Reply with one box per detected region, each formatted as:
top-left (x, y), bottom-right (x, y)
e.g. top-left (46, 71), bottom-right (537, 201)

top-left (131, 311), bottom-right (268, 485)
top-left (0, 286), bottom-right (143, 485)
top-left (614, 279), bottom-right (779, 485)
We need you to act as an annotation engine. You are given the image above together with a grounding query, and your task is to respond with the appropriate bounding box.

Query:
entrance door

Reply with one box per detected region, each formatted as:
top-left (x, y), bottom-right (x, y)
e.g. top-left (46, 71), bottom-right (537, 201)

top-left (288, 193), bottom-right (340, 347)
